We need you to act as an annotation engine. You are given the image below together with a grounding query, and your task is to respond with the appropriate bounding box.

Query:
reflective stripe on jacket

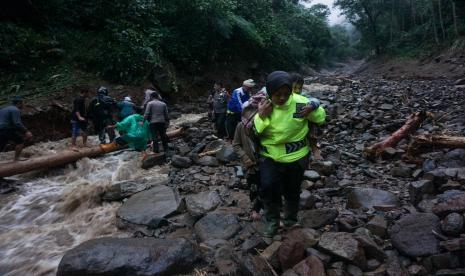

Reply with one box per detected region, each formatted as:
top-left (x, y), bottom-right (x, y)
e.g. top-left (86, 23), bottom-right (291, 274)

top-left (253, 93), bottom-right (326, 163)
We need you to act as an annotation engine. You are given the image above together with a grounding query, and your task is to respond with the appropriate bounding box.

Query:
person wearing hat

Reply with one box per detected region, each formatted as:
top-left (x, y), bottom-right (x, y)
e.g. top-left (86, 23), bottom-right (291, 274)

top-left (254, 71), bottom-right (326, 237)
top-left (226, 79), bottom-right (255, 139)
top-left (0, 96), bottom-right (33, 161)
top-left (117, 96), bottom-right (136, 121)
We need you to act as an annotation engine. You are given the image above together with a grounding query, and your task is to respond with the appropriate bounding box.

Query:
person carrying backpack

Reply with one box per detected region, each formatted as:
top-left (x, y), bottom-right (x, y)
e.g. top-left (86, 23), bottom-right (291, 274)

top-left (87, 86), bottom-right (116, 144)
top-left (226, 79), bottom-right (255, 140)
top-left (207, 82), bottom-right (228, 139)
top-left (144, 91), bottom-right (170, 153)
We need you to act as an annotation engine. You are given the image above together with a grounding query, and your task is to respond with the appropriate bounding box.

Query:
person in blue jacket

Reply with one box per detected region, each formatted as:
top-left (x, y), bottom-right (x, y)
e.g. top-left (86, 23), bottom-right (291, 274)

top-left (226, 79), bottom-right (255, 140)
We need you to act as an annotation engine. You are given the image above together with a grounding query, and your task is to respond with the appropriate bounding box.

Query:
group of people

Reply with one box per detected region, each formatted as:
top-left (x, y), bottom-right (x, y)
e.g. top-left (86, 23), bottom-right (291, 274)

top-left (71, 87), bottom-right (170, 154)
top-left (219, 71), bottom-right (326, 237)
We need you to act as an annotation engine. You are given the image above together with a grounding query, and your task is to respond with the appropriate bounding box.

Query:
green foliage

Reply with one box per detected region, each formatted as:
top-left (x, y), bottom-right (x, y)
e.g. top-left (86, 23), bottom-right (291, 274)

top-left (335, 0), bottom-right (465, 56)
top-left (0, 0), bottom-right (353, 91)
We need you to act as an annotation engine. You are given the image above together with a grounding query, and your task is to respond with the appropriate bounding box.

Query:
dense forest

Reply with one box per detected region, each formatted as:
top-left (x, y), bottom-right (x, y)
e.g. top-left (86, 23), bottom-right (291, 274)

top-left (0, 0), bottom-right (464, 98)
top-left (0, 0), bottom-right (355, 97)
top-left (335, 0), bottom-right (465, 56)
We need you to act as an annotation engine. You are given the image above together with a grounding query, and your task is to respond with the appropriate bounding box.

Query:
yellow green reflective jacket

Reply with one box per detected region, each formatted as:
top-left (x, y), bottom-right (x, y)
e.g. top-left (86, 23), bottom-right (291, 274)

top-left (253, 93), bottom-right (326, 163)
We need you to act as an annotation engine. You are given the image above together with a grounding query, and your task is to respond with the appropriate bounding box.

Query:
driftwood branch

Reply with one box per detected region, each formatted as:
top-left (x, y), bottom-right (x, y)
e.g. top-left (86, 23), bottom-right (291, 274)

top-left (408, 134), bottom-right (465, 154)
top-left (363, 111), bottom-right (431, 161)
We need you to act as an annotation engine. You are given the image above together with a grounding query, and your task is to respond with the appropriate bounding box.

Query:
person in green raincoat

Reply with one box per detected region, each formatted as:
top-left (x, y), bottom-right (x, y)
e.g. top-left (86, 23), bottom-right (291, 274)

top-left (113, 114), bottom-right (150, 151)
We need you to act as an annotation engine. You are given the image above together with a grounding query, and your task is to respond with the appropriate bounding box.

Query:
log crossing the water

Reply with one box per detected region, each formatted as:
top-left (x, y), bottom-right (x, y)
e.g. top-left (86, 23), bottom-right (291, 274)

top-left (0, 128), bottom-right (186, 178)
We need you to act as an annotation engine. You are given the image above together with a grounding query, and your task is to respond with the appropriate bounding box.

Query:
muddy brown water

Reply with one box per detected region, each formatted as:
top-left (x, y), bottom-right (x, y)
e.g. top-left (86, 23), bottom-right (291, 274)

top-left (0, 114), bottom-right (203, 275)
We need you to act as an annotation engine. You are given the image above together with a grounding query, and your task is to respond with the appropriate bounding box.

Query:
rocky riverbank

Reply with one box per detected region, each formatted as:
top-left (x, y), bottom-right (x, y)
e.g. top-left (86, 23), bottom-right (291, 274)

top-left (56, 76), bottom-right (465, 275)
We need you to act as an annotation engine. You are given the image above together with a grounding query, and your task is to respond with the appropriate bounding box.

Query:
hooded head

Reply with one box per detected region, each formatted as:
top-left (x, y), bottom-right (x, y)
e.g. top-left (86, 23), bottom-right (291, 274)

top-left (98, 86), bottom-right (109, 97)
top-left (12, 96), bottom-right (24, 108)
top-left (266, 71), bottom-right (293, 106)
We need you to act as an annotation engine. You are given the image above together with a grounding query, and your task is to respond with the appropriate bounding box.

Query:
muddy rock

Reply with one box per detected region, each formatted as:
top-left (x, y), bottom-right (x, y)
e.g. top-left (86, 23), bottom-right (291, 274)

top-left (278, 237), bottom-right (306, 271)
top-left (240, 254), bottom-right (275, 276)
top-left (366, 215), bottom-right (387, 238)
top-left (432, 193), bottom-right (465, 216)
top-left (292, 255), bottom-right (326, 276)
top-left (298, 208), bottom-right (339, 229)
top-left (347, 188), bottom-right (399, 209)
top-left (171, 155), bottom-right (192, 168)
top-left (186, 190), bottom-right (221, 217)
top-left (318, 232), bottom-right (366, 268)
top-left (196, 156), bottom-right (219, 167)
top-left (441, 213), bottom-right (464, 236)
top-left (116, 185), bottom-right (183, 229)
top-left (57, 237), bottom-right (200, 276)
top-left (408, 179), bottom-right (435, 205)
top-left (311, 160), bottom-right (337, 176)
top-left (194, 213), bottom-right (241, 241)
top-left (300, 190), bottom-right (316, 209)
top-left (389, 213), bottom-right (441, 257)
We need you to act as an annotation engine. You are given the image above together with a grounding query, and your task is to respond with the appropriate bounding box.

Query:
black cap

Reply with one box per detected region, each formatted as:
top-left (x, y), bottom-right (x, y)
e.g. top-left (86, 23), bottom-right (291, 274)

top-left (266, 71), bottom-right (292, 96)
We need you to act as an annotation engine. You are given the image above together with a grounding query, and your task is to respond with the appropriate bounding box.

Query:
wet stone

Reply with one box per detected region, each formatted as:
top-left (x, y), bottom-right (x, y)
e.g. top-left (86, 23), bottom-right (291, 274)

top-left (311, 160), bottom-right (337, 176)
top-left (298, 208), bottom-right (339, 229)
top-left (409, 179), bottom-right (434, 205)
top-left (318, 232), bottom-right (366, 268)
top-left (292, 256), bottom-right (326, 276)
top-left (299, 190), bottom-right (316, 210)
top-left (389, 213), bottom-right (441, 257)
top-left (305, 248), bottom-right (331, 265)
top-left (116, 185), bottom-right (182, 229)
top-left (433, 193), bottom-right (465, 216)
top-left (366, 215), bottom-right (387, 238)
top-left (194, 213), bottom-right (241, 241)
top-left (186, 190), bottom-right (221, 217)
top-left (171, 155), bottom-right (192, 168)
top-left (441, 213), bottom-right (464, 236)
top-left (196, 156), bottom-right (219, 167)
top-left (57, 238), bottom-right (200, 276)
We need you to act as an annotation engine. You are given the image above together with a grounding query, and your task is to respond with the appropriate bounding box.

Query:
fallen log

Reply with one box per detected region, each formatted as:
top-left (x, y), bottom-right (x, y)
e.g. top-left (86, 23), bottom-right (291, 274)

top-left (363, 111), bottom-right (431, 161)
top-left (408, 134), bottom-right (465, 154)
top-left (0, 127), bottom-right (186, 178)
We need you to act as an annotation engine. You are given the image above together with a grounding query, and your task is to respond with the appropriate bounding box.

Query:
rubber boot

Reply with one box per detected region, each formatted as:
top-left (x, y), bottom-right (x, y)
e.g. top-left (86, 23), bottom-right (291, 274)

top-left (263, 203), bottom-right (280, 238)
top-left (99, 141), bottom-right (119, 153)
top-left (283, 200), bottom-right (300, 228)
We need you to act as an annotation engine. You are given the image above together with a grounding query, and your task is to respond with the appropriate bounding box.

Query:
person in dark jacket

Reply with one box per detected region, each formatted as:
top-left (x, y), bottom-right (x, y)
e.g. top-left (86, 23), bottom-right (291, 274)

top-left (144, 91), bottom-right (170, 153)
top-left (87, 86), bottom-right (116, 144)
top-left (0, 97), bottom-right (33, 161)
top-left (207, 82), bottom-right (228, 139)
top-left (70, 90), bottom-right (89, 151)
top-left (226, 79), bottom-right (255, 139)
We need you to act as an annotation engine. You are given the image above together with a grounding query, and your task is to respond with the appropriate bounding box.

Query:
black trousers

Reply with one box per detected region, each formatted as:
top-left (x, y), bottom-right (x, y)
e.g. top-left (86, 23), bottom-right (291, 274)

top-left (214, 112), bottom-right (227, 139)
top-left (149, 122), bottom-right (169, 153)
top-left (247, 172), bottom-right (263, 212)
top-left (259, 156), bottom-right (308, 208)
top-left (226, 113), bottom-right (241, 139)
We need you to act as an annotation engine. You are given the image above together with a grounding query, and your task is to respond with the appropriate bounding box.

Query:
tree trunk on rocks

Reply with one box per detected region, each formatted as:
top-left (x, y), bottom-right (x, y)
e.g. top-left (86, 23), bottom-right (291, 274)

top-left (364, 111), bottom-right (430, 161)
top-left (408, 134), bottom-right (465, 154)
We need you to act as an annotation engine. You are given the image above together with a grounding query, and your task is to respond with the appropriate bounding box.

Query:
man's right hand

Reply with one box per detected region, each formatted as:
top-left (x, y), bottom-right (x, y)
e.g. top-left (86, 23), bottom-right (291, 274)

top-left (258, 99), bottom-right (272, 119)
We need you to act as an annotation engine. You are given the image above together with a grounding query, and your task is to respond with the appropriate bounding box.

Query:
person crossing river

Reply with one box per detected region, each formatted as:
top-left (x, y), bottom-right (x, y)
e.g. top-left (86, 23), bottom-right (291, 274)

top-left (253, 71), bottom-right (326, 237)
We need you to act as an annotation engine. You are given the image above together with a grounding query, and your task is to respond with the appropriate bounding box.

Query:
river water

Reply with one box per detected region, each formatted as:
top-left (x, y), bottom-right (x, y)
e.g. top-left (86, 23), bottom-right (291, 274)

top-left (0, 114), bottom-right (203, 275)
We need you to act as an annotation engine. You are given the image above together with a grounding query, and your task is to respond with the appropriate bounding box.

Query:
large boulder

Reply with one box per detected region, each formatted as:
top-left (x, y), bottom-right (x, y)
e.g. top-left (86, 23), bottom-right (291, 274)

top-left (57, 237), bottom-right (200, 276)
top-left (194, 213), bottom-right (241, 241)
top-left (389, 213), bottom-right (441, 257)
top-left (102, 179), bottom-right (168, 201)
top-left (117, 185), bottom-right (183, 229)
top-left (347, 188), bottom-right (399, 209)
top-left (186, 190), bottom-right (222, 217)
top-left (298, 209), bottom-right (338, 229)
top-left (318, 232), bottom-right (366, 268)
